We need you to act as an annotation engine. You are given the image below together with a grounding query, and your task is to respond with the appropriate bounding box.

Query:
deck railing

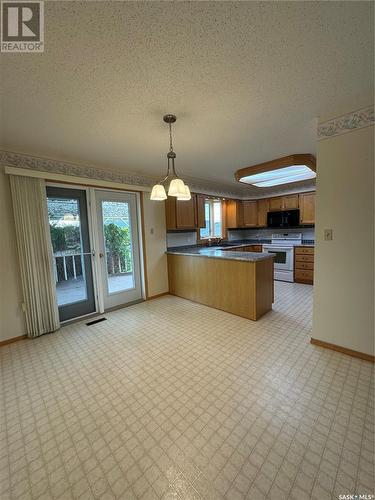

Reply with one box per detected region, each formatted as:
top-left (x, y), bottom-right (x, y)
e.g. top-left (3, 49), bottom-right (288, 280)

top-left (53, 252), bottom-right (132, 282)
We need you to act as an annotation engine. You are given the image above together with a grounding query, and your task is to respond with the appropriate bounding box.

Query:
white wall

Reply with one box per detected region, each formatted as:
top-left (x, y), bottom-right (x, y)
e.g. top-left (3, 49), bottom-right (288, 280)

top-left (312, 123), bottom-right (374, 356)
top-left (0, 166), bottom-right (25, 341)
top-left (142, 195), bottom-right (169, 297)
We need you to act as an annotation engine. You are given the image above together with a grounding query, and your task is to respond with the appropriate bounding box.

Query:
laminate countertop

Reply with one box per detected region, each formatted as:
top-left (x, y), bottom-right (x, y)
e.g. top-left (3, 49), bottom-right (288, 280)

top-left (166, 245), bottom-right (274, 262)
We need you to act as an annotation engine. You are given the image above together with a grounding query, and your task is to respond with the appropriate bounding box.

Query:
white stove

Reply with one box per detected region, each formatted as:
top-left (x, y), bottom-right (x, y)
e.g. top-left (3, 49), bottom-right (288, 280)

top-left (262, 233), bottom-right (302, 282)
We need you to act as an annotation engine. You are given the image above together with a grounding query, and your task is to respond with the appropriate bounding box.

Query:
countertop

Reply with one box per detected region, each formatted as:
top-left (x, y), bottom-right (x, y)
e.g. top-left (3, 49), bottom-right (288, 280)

top-left (166, 245), bottom-right (274, 262)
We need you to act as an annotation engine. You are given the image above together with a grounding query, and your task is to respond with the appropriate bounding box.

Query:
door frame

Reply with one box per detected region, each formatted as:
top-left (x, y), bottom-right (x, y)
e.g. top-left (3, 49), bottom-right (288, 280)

top-left (46, 182), bottom-right (146, 319)
top-left (90, 188), bottom-right (146, 313)
top-left (46, 185), bottom-right (98, 321)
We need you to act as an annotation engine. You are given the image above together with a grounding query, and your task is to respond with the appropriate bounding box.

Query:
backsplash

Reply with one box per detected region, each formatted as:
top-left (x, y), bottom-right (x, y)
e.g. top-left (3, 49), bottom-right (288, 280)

top-left (166, 231), bottom-right (197, 248)
top-left (227, 227), bottom-right (315, 241)
top-left (167, 227), bottom-right (314, 248)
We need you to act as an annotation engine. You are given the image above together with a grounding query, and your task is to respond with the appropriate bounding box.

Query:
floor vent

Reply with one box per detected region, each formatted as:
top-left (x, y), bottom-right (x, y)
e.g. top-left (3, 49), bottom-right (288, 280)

top-left (86, 317), bottom-right (107, 326)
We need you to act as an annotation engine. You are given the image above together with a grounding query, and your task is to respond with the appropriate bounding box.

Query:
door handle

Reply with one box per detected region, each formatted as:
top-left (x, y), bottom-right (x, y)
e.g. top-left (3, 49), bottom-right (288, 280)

top-left (99, 252), bottom-right (104, 258)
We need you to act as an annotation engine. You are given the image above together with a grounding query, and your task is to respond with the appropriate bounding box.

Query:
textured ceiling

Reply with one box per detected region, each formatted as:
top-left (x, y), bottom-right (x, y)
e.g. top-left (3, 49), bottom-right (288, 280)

top-left (1, 1), bottom-right (373, 195)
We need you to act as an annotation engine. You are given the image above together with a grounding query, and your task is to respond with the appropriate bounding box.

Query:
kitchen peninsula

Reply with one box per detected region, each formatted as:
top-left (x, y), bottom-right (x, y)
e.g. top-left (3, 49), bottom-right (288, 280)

top-left (166, 245), bottom-right (274, 320)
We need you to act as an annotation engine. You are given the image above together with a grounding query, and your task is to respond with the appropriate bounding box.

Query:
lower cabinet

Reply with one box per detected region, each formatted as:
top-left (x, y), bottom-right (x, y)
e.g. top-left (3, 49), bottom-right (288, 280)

top-left (294, 246), bottom-right (314, 284)
top-left (226, 245), bottom-right (263, 252)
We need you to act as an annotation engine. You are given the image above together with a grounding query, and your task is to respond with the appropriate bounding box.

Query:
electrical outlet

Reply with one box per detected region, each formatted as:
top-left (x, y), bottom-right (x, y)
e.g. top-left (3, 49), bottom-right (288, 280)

top-left (324, 229), bottom-right (333, 241)
top-left (150, 228), bottom-right (154, 235)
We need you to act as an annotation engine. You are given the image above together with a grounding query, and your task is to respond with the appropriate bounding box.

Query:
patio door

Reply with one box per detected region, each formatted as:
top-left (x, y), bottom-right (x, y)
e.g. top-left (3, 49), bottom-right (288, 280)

top-left (95, 190), bottom-right (142, 310)
top-left (46, 187), bottom-right (96, 322)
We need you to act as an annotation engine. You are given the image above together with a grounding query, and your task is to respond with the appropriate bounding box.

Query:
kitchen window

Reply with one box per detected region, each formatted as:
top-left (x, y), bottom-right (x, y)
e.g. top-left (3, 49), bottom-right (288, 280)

top-left (200, 199), bottom-right (223, 239)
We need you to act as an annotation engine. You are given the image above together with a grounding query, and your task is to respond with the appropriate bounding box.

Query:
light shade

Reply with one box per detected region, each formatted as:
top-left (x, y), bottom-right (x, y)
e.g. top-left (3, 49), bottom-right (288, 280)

top-left (177, 184), bottom-right (191, 201)
top-left (168, 178), bottom-right (186, 197)
top-left (150, 184), bottom-right (167, 200)
top-left (239, 165), bottom-right (316, 188)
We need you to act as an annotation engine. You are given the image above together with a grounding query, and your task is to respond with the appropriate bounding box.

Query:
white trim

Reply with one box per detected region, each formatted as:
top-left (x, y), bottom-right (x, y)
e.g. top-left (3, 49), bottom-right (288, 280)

top-left (2, 152), bottom-right (316, 199)
top-left (46, 182), bottom-right (100, 317)
top-left (45, 182), bottom-right (145, 316)
top-left (318, 105), bottom-right (374, 140)
top-left (5, 165), bottom-right (151, 192)
top-left (136, 193), bottom-right (147, 300)
top-left (87, 189), bottom-right (103, 314)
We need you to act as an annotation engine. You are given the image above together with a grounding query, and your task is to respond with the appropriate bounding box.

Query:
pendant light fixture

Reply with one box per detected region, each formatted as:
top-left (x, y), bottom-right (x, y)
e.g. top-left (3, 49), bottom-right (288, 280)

top-left (150, 114), bottom-right (191, 201)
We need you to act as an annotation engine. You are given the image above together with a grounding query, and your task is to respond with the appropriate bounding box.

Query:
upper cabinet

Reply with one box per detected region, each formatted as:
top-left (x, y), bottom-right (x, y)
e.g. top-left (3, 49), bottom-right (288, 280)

top-left (242, 200), bottom-right (258, 227)
top-left (165, 190), bottom-right (315, 231)
top-left (268, 197), bottom-right (283, 211)
top-left (268, 194), bottom-right (298, 211)
top-left (166, 194), bottom-right (206, 230)
top-left (283, 194), bottom-right (299, 210)
top-left (257, 198), bottom-right (269, 227)
top-left (226, 199), bottom-right (244, 228)
top-left (299, 192), bottom-right (315, 225)
top-left (195, 195), bottom-right (206, 228)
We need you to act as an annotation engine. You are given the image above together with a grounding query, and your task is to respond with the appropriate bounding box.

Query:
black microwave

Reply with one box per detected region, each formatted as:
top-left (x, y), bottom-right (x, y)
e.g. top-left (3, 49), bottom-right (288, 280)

top-left (267, 209), bottom-right (300, 228)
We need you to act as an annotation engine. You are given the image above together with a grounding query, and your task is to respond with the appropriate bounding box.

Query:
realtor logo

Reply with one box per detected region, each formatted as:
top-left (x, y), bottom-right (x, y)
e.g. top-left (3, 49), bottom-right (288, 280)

top-left (1, 1), bottom-right (44, 52)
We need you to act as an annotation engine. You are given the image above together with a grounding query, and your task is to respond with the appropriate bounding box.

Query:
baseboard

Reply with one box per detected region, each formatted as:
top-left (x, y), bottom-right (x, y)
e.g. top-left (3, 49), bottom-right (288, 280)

top-left (146, 292), bottom-right (169, 300)
top-left (310, 338), bottom-right (374, 363)
top-left (0, 334), bottom-right (27, 347)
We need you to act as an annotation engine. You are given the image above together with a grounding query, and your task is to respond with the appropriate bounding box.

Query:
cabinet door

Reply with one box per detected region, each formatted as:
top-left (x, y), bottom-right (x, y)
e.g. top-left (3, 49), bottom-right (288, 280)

top-left (283, 194), bottom-right (299, 210)
top-left (257, 198), bottom-right (269, 227)
top-left (226, 200), bottom-right (243, 228)
top-left (268, 197), bottom-right (283, 211)
top-left (299, 192), bottom-right (315, 224)
top-left (176, 195), bottom-right (196, 229)
top-left (196, 195), bottom-right (206, 228)
top-left (243, 200), bottom-right (258, 227)
top-left (165, 197), bottom-right (177, 230)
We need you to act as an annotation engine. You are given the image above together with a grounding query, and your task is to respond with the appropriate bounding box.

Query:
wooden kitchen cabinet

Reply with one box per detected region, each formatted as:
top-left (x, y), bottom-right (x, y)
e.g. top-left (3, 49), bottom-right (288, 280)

top-left (225, 200), bottom-right (243, 228)
top-left (196, 194), bottom-right (206, 228)
top-left (268, 194), bottom-right (298, 211)
top-left (166, 194), bottom-right (197, 230)
top-left (243, 200), bottom-right (258, 227)
top-left (299, 192), bottom-right (315, 224)
top-left (268, 197), bottom-right (283, 211)
top-left (283, 194), bottom-right (299, 210)
top-left (294, 246), bottom-right (314, 284)
top-left (257, 198), bottom-right (269, 227)
top-left (226, 245), bottom-right (263, 253)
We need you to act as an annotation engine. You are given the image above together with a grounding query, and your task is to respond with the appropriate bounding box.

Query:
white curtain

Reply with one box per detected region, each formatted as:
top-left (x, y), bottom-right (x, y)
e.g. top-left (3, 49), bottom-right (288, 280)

top-left (9, 175), bottom-right (60, 337)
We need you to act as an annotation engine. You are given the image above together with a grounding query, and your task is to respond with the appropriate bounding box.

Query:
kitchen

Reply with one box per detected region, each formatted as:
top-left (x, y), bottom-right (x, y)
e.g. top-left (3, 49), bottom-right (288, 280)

top-left (165, 186), bottom-right (316, 319)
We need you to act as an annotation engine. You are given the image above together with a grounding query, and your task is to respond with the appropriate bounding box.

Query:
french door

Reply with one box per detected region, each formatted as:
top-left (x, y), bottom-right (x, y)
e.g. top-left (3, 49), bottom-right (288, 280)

top-left (95, 190), bottom-right (143, 310)
top-left (46, 187), bottom-right (96, 321)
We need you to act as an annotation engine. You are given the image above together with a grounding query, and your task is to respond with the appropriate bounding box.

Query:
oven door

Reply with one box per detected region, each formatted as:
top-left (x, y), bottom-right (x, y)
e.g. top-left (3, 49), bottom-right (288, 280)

top-left (262, 245), bottom-right (293, 271)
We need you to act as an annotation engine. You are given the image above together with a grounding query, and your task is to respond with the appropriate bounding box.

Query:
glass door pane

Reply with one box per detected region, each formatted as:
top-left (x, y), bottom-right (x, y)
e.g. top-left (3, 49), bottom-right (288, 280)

top-left (96, 190), bottom-right (142, 310)
top-left (102, 200), bottom-right (134, 294)
top-left (47, 187), bottom-right (95, 321)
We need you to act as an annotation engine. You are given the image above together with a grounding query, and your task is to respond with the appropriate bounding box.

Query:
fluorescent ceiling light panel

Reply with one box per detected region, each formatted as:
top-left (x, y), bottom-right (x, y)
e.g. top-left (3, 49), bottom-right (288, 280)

top-left (239, 165), bottom-right (316, 187)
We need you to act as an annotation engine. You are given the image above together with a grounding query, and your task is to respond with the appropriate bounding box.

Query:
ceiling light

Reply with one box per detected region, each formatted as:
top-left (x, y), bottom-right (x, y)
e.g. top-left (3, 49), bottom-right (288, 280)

top-left (241, 165), bottom-right (316, 187)
top-left (150, 184), bottom-right (167, 200)
top-left (177, 184), bottom-right (191, 201)
top-left (235, 154), bottom-right (316, 188)
top-left (151, 114), bottom-right (191, 201)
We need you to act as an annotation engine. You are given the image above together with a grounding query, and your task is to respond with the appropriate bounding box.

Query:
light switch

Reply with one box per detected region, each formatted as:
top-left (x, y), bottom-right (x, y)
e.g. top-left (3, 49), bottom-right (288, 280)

top-left (324, 229), bottom-right (333, 241)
